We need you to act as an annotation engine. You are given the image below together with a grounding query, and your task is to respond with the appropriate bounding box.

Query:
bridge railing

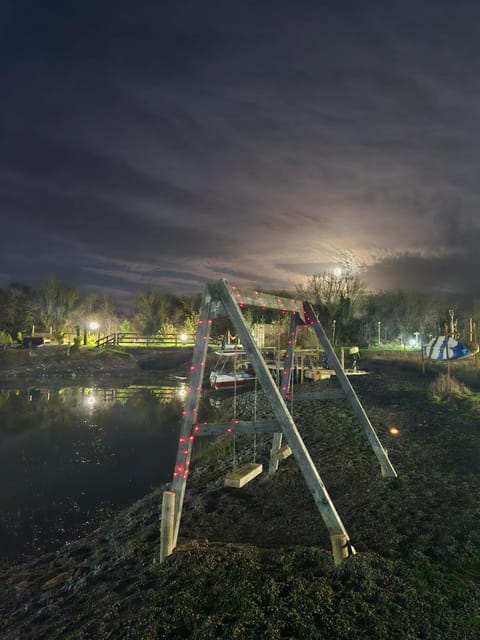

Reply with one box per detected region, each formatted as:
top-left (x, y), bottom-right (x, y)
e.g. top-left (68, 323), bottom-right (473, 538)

top-left (96, 332), bottom-right (195, 348)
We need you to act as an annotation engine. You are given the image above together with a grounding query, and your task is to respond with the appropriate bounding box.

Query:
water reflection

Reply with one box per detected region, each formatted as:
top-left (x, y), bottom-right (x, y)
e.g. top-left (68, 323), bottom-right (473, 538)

top-left (0, 381), bottom-right (188, 562)
top-left (0, 382), bottom-right (188, 407)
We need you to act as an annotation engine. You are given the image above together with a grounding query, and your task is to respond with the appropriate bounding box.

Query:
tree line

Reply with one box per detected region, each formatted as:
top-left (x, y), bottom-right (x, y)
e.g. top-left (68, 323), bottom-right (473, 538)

top-left (0, 275), bottom-right (201, 344)
top-left (297, 270), bottom-right (479, 348)
top-left (0, 272), bottom-right (478, 347)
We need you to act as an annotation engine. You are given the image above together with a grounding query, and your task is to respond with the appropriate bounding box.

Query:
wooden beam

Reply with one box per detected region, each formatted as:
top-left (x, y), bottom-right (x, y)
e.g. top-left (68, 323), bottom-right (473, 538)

top-left (168, 286), bottom-right (213, 550)
top-left (217, 279), bottom-right (354, 552)
top-left (193, 420), bottom-right (281, 436)
top-left (159, 491), bottom-right (175, 563)
top-left (208, 279), bottom-right (305, 321)
top-left (330, 533), bottom-right (350, 567)
top-left (303, 302), bottom-right (397, 478)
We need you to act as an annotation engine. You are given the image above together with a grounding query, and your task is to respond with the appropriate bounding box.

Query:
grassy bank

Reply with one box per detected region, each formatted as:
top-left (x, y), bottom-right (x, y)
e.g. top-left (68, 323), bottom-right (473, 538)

top-left (1, 357), bottom-right (479, 638)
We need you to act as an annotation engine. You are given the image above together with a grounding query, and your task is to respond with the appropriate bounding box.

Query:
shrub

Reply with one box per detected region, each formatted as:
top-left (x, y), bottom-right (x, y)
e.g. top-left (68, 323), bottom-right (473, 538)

top-left (429, 373), bottom-right (472, 399)
top-left (0, 330), bottom-right (13, 345)
top-left (53, 331), bottom-right (65, 345)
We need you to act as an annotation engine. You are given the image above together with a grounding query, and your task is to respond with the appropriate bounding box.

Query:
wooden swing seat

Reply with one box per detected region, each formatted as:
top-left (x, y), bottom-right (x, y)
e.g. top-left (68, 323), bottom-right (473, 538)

top-left (224, 462), bottom-right (263, 488)
top-left (278, 444), bottom-right (292, 460)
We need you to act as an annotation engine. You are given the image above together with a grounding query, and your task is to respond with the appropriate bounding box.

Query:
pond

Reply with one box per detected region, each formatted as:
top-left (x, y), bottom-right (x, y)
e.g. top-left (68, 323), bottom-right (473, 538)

top-left (0, 380), bottom-right (193, 563)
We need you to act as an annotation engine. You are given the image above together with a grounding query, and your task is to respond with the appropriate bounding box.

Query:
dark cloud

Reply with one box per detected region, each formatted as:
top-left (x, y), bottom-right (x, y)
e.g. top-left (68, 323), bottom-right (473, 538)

top-left (364, 250), bottom-right (480, 297)
top-left (2, 1), bottom-right (480, 297)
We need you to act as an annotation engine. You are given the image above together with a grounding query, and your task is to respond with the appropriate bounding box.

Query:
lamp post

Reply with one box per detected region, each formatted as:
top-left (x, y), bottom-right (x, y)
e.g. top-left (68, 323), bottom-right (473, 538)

top-left (90, 321), bottom-right (100, 346)
top-left (377, 321), bottom-right (381, 346)
top-left (332, 319), bottom-right (336, 345)
top-left (448, 309), bottom-right (455, 336)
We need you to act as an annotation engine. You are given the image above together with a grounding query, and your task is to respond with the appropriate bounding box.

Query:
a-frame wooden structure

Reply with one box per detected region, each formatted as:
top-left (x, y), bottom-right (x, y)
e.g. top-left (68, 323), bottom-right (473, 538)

top-left (160, 279), bottom-right (397, 566)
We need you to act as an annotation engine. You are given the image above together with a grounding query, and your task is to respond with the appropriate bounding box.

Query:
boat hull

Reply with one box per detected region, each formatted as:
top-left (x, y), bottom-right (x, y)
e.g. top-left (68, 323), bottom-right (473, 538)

top-left (209, 372), bottom-right (255, 390)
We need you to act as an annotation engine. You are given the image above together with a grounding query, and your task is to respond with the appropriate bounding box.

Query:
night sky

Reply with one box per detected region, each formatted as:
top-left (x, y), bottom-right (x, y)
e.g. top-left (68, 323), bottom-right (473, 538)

top-left (2, 1), bottom-right (480, 301)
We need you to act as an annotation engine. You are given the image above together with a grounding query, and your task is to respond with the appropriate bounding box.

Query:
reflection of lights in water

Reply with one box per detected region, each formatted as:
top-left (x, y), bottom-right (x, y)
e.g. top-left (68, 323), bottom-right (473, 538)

top-left (177, 385), bottom-right (187, 399)
top-left (388, 426), bottom-right (400, 435)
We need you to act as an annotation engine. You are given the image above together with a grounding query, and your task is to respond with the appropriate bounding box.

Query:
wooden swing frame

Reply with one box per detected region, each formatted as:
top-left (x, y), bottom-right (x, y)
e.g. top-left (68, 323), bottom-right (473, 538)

top-left (160, 279), bottom-right (397, 566)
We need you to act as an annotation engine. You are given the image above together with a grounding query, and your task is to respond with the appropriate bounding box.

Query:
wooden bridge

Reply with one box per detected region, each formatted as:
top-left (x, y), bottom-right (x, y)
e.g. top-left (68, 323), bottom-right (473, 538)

top-left (96, 332), bottom-right (195, 348)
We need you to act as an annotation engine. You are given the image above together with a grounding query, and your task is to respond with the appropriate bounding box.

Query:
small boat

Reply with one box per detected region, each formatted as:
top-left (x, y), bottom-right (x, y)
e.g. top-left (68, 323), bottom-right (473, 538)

top-left (425, 336), bottom-right (472, 360)
top-left (209, 348), bottom-right (256, 390)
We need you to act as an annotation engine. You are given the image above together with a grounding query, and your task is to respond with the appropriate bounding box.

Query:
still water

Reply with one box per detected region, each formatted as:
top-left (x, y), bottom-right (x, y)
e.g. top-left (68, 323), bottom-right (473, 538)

top-left (0, 380), bottom-right (190, 563)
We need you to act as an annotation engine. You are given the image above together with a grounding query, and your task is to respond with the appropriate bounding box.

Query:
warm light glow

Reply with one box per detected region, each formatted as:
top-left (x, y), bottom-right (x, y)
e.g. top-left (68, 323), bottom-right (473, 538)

top-left (86, 395), bottom-right (96, 407)
top-left (177, 385), bottom-right (187, 399)
top-left (90, 321), bottom-right (99, 331)
top-left (179, 333), bottom-right (188, 342)
top-left (388, 426), bottom-right (400, 435)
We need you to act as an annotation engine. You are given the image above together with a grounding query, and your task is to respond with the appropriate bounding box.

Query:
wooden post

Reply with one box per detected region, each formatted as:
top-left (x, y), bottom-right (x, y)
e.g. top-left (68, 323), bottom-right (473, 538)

top-left (303, 302), bottom-right (397, 478)
top-left (269, 431), bottom-right (284, 474)
top-left (331, 533), bottom-right (350, 566)
top-left (160, 491), bottom-right (175, 562)
top-left (269, 313), bottom-right (298, 474)
top-left (170, 286), bottom-right (213, 549)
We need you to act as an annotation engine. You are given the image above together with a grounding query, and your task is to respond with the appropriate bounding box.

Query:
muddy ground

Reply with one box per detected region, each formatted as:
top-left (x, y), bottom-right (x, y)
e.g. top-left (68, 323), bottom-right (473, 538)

top-left (0, 346), bottom-right (196, 386)
top-left (0, 353), bottom-right (479, 639)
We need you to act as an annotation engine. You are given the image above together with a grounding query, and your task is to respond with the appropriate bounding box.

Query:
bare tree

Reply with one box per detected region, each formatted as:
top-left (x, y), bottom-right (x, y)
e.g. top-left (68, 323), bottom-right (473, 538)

top-left (297, 270), bottom-right (365, 343)
top-left (38, 275), bottom-right (80, 338)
